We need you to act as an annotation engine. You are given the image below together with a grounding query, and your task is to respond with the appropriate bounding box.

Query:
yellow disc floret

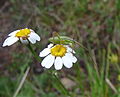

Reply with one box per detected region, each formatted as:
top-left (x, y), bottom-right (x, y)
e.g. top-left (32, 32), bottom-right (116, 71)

top-left (50, 45), bottom-right (67, 57)
top-left (109, 54), bottom-right (118, 64)
top-left (15, 28), bottom-right (31, 38)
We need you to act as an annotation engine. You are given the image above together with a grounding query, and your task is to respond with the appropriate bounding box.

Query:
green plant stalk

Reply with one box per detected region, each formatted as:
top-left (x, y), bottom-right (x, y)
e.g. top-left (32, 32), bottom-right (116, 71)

top-left (76, 42), bottom-right (100, 79)
top-left (52, 72), bottom-right (71, 96)
top-left (13, 66), bottom-right (30, 97)
top-left (27, 43), bottom-right (41, 62)
top-left (106, 45), bottom-right (110, 79)
top-left (74, 64), bottom-right (84, 92)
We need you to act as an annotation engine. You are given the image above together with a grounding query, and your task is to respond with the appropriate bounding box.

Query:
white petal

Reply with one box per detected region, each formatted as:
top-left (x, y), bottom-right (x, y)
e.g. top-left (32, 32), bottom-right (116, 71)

top-left (66, 53), bottom-right (77, 63)
top-left (66, 46), bottom-right (75, 53)
top-left (8, 30), bottom-right (20, 36)
top-left (20, 38), bottom-right (29, 44)
top-left (54, 57), bottom-right (63, 70)
top-left (48, 43), bottom-right (53, 48)
top-left (31, 32), bottom-right (40, 41)
top-left (30, 29), bottom-right (35, 33)
top-left (39, 48), bottom-right (50, 57)
top-left (3, 36), bottom-right (19, 47)
top-left (28, 34), bottom-right (36, 44)
top-left (72, 56), bottom-right (77, 63)
top-left (28, 32), bottom-right (40, 44)
top-left (41, 54), bottom-right (55, 69)
top-left (30, 29), bottom-right (40, 41)
top-left (62, 53), bottom-right (73, 68)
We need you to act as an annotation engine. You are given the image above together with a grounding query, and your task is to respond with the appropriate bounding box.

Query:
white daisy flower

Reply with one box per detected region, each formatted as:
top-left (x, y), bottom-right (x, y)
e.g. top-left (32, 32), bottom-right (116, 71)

top-left (2, 28), bottom-right (40, 47)
top-left (39, 44), bottom-right (77, 70)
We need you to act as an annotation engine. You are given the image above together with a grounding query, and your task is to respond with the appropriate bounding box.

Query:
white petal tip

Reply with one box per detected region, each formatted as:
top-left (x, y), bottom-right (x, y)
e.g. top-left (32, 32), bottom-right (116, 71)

top-left (37, 37), bottom-right (41, 41)
top-left (55, 68), bottom-right (61, 70)
top-left (39, 48), bottom-right (50, 57)
top-left (65, 65), bottom-right (73, 68)
top-left (48, 44), bottom-right (53, 48)
top-left (39, 53), bottom-right (42, 57)
top-left (73, 57), bottom-right (77, 63)
top-left (2, 44), bottom-right (6, 47)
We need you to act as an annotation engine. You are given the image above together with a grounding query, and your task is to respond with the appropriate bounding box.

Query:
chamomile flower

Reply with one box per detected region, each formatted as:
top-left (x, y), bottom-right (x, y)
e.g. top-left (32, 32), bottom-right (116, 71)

top-left (39, 44), bottom-right (77, 70)
top-left (3, 28), bottom-right (40, 47)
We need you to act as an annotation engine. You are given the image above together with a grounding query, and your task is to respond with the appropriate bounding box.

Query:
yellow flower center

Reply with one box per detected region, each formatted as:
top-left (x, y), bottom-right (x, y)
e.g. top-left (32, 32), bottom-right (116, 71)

top-left (109, 54), bottom-right (118, 64)
top-left (15, 28), bottom-right (31, 38)
top-left (50, 45), bottom-right (67, 57)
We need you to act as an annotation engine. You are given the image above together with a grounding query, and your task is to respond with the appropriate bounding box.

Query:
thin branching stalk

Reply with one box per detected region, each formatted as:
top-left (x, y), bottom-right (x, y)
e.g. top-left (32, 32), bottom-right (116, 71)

top-left (106, 78), bottom-right (118, 94)
top-left (13, 66), bottom-right (30, 97)
top-left (75, 41), bottom-right (100, 78)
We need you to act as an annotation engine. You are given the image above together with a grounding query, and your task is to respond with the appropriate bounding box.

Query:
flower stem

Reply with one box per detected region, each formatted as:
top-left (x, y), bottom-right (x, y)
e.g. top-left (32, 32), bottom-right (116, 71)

top-left (27, 44), bottom-right (41, 62)
top-left (51, 71), bottom-right (72, 97)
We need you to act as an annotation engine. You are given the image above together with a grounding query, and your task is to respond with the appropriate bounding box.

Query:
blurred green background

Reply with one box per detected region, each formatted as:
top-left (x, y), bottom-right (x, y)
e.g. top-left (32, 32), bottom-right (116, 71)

top-left (0, 0), bottom-right (120, 97)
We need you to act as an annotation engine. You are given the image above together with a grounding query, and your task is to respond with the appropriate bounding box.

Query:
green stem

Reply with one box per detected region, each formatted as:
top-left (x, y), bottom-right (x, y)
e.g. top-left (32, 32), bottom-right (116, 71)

top-left (52, 72), bottom-right (71, 97)
top-left (27, 44), bottom-right (41, 62)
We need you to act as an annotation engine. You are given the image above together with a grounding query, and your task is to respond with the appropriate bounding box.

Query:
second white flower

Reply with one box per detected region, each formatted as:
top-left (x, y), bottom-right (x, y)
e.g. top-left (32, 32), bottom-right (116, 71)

top-left (39, 44), bottom-right (77, 70)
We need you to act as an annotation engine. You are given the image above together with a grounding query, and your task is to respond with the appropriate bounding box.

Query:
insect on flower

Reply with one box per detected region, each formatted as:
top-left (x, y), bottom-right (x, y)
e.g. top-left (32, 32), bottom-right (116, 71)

top-left (2, 28), bottom-right (40, 47)
top-left (39, 44), bottom-right (77, 70)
